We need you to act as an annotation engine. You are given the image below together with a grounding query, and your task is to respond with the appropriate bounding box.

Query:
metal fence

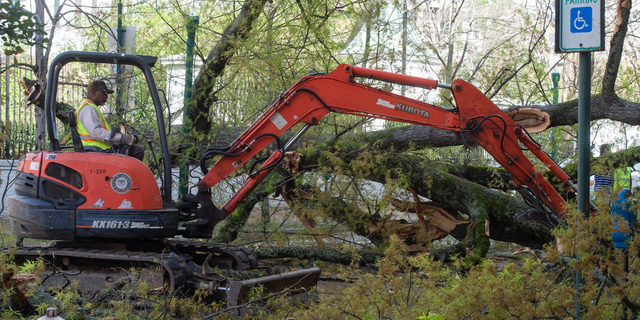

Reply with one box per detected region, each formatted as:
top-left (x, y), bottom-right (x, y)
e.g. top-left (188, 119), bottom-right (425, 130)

top-left (0, 53), bottom-right (88, 159)
top-left (0, 55), bottom-right (38, 159)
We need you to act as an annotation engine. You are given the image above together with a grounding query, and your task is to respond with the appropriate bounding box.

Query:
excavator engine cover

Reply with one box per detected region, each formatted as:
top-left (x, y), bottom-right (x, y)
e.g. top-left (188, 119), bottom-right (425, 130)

top-left (9, 151), bottom-right (179, 240)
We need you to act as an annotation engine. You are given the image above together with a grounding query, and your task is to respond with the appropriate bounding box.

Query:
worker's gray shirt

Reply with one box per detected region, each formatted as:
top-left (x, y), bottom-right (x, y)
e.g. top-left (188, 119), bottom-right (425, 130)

top-left (77, 101), bottom-right (123, 143)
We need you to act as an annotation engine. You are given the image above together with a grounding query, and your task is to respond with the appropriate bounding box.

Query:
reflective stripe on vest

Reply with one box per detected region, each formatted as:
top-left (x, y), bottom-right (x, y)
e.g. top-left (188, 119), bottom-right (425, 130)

top-left (76, 99), bottom-right (111, 150)
top-left (614, 167), bottom-right (632, 190)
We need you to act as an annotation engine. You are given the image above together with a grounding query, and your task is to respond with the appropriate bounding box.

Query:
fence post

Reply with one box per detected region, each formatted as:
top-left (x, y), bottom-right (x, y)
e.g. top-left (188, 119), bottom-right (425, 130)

top-left (35, 0), bottom-right (46, 150)
top-left (179, 14), bottom-right (200, 198)
top-left (4, 56), bottom-right (9, 158)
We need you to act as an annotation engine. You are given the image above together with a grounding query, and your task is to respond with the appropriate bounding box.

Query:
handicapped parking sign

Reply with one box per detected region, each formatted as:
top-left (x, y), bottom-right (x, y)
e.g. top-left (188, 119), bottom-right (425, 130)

top-left (556, 0), bottom-right (603, 52)
top-left (570, 7), bottom-right (592, 33)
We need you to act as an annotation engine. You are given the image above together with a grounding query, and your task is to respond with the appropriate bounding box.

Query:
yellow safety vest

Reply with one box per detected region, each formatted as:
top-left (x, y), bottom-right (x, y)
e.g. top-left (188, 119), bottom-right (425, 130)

top-left (614, 167), bottom-right (632, 190)
top-left (76, 99), bottom-right (111, 150)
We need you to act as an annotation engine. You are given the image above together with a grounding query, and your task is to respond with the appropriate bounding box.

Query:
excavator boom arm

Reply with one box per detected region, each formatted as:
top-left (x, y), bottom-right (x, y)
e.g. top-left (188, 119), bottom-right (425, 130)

top-left (198, 64), bottom-right (571, 217)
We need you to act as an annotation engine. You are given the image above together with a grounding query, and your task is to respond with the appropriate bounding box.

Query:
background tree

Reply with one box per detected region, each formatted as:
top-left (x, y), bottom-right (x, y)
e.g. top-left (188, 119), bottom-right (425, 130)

top-left (0, 0), bottom-right (47, 56)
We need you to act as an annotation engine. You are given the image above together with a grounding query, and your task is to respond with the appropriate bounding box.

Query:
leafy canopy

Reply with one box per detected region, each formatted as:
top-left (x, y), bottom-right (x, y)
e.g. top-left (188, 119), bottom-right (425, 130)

top-left (0, 0), bottom-right (48, 56)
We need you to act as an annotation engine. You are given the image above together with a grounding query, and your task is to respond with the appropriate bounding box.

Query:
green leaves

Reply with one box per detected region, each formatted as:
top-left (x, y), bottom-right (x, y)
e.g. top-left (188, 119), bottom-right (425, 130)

top-left (0, 0), bottom-right (48, 56)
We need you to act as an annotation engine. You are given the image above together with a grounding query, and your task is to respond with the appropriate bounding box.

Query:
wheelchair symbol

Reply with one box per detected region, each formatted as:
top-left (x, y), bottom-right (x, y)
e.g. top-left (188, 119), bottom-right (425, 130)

top-left (570, 7), bottom-right (592, 33)
top-left (574, 11), bottom-right (588, 30)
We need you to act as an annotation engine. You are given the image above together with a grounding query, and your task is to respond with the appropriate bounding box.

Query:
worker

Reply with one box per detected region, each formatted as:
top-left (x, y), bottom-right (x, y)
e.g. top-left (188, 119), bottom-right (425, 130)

top-left (76, 80), bottom-right (144, 161)
top-left (593, 173), bottom-right (614, 202)
top-left (592, 144), bottom-right (615, 203)
top-left (592, 144), bottom-right (635, 202)
top-left (614, 166), bottom-right (633, 191)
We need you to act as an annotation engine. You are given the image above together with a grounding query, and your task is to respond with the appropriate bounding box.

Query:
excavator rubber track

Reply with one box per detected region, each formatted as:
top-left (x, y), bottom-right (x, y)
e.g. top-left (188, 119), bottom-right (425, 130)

top-left (166, 240), bottom-right (259, 271)
top-left (7, 240), bottom-right (321, 309)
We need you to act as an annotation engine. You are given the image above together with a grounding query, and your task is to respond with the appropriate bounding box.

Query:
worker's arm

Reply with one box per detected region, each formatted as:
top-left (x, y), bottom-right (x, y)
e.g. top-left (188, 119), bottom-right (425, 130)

top-left (77, 107), bottom-right (123, 143)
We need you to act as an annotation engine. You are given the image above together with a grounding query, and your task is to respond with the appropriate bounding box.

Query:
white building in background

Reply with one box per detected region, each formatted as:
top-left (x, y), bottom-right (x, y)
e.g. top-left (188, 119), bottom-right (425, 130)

top-left (159, 55), bottom-right (202, 126)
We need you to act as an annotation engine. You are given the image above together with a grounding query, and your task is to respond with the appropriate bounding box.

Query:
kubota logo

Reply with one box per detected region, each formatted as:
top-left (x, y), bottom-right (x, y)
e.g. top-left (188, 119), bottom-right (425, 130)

top-left (377, 99), bottom-right (430, 118)
top-left (395, 102), bottom-right (429, 118)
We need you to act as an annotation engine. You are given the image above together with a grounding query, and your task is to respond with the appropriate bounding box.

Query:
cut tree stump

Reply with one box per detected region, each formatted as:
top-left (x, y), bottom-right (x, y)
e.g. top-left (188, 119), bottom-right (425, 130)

top-left (504, 107), bottom-right (551, 133)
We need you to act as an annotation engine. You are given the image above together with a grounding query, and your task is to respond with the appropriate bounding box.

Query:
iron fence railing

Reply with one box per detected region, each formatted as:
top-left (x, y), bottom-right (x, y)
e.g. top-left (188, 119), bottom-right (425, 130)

top-left (0, 53), bottom-right (88, 160)
top-left (1, 55), bottom-right (37, 159)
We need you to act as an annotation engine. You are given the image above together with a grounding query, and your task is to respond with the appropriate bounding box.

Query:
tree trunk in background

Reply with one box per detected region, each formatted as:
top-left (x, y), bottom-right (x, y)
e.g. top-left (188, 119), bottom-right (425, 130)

top-left (190, 0), bottom-right (269, 136)
top-left (34, 0), bottom-right (46, 150)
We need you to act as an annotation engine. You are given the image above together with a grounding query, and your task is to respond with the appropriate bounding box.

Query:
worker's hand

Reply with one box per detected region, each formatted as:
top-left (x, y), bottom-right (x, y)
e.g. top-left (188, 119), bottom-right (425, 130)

top-left (120, 134), bottom-right (135, 146)
top-left (133, 135), bottom-right (141, 145)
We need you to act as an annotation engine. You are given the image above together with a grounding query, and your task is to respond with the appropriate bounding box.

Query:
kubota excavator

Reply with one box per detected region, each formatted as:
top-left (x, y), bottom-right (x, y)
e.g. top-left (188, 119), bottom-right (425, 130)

top-left (8, 51), bottom-right (575, 305)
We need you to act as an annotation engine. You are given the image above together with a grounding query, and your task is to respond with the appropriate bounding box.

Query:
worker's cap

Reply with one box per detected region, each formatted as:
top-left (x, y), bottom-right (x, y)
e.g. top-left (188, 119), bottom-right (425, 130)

top-left (87, 80), bottom-right (114, 94)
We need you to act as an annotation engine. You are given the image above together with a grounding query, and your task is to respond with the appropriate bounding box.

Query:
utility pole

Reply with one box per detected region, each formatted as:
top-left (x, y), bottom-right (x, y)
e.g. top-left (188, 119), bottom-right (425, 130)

top-left (116, 0), bottom-right (125, 119)
top-left (550, 72), bottom-right (560, 161)
top-left (401, 0), bottom-right (407, 96)
top-left (34, 0), bottom-right (46, 150)
top-left (179, 14), bottom-right (199, 198)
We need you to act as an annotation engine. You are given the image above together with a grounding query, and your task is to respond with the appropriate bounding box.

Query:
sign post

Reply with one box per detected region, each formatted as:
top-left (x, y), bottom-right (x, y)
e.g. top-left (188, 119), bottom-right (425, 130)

top-left (556, 0), bottom-right (604, 318)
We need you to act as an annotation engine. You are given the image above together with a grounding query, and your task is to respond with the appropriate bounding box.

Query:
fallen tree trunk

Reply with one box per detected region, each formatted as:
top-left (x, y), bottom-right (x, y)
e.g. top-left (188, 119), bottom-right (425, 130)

top-left (282, 143), bottom-right (556, 248)
top-left (251, 247), bottom-right (383, 265)
top-left (504, 107), bottom-right (551, 133)
top-left (20, 77), bottom-right (75, 126)
top-left (214, 137), bottom-right (558, 256)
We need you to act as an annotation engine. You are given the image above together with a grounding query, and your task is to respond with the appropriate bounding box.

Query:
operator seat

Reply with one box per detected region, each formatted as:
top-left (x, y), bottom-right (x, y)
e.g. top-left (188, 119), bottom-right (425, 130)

top-left (68, 110), bottom-right (84, 152)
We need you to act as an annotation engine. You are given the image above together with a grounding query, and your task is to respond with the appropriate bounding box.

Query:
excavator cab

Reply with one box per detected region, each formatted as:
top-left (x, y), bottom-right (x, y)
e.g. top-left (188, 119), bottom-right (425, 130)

top-left (8, 51), bottom-right (185, 241)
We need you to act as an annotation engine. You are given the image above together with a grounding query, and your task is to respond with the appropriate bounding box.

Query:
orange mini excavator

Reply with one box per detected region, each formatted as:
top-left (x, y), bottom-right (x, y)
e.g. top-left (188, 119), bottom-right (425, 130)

top-left (8, 51), bottom-right (576, 301)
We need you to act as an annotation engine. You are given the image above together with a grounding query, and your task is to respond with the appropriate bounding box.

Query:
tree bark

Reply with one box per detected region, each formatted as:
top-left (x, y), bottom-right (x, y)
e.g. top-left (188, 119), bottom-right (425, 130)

top-left (19, 77), bottom-right (74, 126)
top-left (212, 189), bottom-right (266, 244)
top-left (602, 0), bottom-right (631, 97)
top-left (284, 143), bottom-right (556, 249)
top-left (34, 1), bottom-right (46, 151)
top-left (190, 0), bottom-right (269, 135)
top-left (251, 247), bottom-right (383, 265)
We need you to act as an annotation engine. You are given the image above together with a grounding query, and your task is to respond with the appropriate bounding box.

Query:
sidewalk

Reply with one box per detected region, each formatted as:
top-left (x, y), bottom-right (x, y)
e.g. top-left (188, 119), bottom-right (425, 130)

top-left (0, 159), bottom-right (20, 217)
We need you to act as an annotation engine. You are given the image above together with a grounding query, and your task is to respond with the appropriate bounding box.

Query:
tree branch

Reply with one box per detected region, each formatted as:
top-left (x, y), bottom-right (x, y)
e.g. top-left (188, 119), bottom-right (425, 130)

top-left (602, 0), bottom-right (631, 97)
